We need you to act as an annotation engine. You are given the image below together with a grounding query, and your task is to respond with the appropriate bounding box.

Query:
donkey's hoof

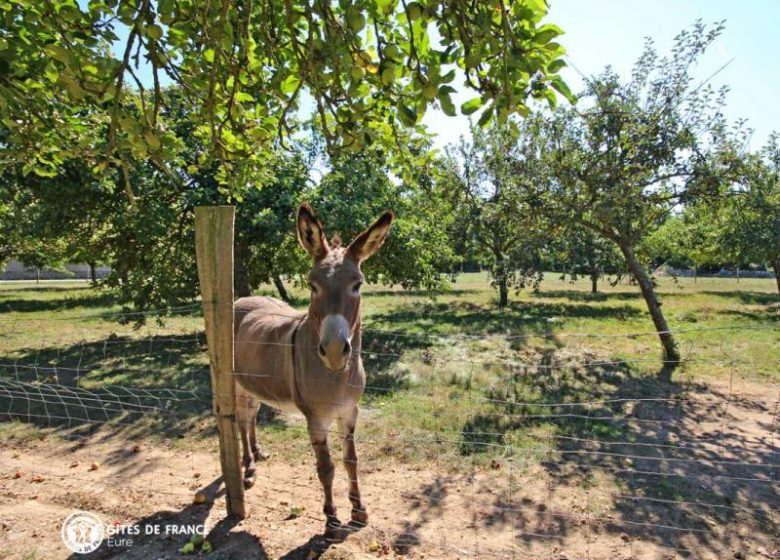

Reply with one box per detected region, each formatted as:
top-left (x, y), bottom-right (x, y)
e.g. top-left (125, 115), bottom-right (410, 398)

top-left (254, 449), bottom-right (270, 461)
top-left (350, 508), bottom-right (368, 527)
top-left (243, 472), bottom-right (256, 489)
top-left (324, 523), bottom-right (348, 541)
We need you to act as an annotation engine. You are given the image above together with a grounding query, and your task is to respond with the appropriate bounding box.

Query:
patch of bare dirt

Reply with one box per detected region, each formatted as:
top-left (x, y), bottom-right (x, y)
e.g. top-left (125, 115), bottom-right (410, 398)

top-left (1, 382), bottom-right (778, 560)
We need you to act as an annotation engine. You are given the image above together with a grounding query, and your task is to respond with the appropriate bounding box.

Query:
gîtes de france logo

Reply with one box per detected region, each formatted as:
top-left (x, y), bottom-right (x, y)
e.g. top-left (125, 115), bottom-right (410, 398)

top-left (62, 510), bottom-right (105, 554)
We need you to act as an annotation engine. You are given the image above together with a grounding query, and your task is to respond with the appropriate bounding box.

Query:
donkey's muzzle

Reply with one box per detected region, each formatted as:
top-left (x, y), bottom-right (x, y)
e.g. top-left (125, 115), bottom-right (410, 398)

top-left (318, 341), bottom-right (351, 357)
top-left (318, 314), bottom-right (352, 372)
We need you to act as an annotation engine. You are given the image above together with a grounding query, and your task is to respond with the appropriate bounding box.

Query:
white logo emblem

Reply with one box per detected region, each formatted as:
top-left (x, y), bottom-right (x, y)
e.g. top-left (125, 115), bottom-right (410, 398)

top-left (61, 511), bottom-right (104, 554)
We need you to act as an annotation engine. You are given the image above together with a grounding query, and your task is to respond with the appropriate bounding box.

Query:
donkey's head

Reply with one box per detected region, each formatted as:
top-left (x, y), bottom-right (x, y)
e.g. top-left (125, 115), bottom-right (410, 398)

top-left (296, 203), bottom-right (394, 372)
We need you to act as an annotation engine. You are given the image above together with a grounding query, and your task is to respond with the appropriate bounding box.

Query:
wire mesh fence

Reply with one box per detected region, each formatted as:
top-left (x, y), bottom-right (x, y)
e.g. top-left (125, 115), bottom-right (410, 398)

top-left (1, 298), bottom-right (778, 559)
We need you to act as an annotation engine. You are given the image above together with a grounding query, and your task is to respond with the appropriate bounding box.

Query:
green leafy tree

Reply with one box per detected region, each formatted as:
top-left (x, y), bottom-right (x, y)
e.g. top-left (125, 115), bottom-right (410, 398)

top-left (552, 223), bottom-right (624, 293)
top-left (233, 150), bottom-right (313, 301)
top-left (443, 120), bottom-right (547, 307)
top-left (0, 157), bottom-right (114, 282)
top-left (2, 83), bottom-right (461, 313)
top-left (642, 211), bottom-right (724, 275)
top-left (2, 0), bottom-right (571, 195)
top-left (714, 134), bottom-right (780, 294)
top-left (541, 22), bottom-right (744, 365)
top-left (314, 146), bottom-right (457, 291)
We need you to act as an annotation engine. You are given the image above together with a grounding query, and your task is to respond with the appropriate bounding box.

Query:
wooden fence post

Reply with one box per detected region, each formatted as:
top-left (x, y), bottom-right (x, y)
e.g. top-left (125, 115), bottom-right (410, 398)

top-left (194, 206), bottom-right (246, 519)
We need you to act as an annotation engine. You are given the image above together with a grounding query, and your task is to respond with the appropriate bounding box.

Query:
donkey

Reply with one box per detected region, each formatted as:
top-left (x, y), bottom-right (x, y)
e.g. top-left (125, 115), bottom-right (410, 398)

top-left (233, 203), bottom-right (393, 534)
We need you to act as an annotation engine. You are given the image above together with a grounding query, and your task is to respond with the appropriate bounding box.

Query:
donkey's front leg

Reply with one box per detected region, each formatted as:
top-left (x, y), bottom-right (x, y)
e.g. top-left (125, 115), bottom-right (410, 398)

top-left (339, 407), bottom-right (367, 526)
top-left (307, 417), bottom-right (340, 536)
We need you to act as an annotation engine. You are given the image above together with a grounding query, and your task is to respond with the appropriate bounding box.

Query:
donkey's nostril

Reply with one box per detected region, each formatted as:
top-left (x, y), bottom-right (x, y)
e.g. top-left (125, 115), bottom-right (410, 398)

top-left (318, 343), bottom-right (326, 357)
top-left (342, 342), bottom-right (351, 355)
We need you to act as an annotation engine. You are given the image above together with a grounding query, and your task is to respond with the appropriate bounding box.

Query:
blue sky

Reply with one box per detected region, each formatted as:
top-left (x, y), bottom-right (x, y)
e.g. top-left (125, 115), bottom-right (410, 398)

top-left (424, 0), bottom-right (780, 150)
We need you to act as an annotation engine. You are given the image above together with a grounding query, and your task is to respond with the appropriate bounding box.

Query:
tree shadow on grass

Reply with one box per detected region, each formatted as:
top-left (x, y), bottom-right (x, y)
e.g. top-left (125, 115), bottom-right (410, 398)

top-left (698, 290), bottom-right (780, 306)
top-left (0, 284), bottom-right (98, 293)
top-left (530, 289), bottom-right (643, 303)
top-left (718, 306), bottom-right (780, 323)
top-left (360, 329), bottom-right (434, 401)
top-left (0, 334), bottom-right (225, 443)
top-left (0, 292), bottom-right (119, 313)
top-left (360, 299), bottom-right (643, 404)
top-left (362, 288), bottom-right (481, 298)
top-left (455, 351), bottom-right (779, 557)
top-left (368, 300), bottom-right (642, 341)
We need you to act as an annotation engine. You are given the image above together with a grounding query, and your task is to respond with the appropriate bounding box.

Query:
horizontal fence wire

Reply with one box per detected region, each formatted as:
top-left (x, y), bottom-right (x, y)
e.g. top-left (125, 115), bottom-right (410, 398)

top-left (1, 300), bottom-right (779, 559)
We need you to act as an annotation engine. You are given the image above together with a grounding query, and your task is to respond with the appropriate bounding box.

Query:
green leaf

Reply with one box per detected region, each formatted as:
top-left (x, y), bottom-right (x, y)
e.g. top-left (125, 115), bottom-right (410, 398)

top-left (438, 92), bottom-right (456, 116)
top-left (144, 131), bottom-right (161, 150)
top-left (477, 106), bottom-right (493, 127)
top-left (32, 166), bottom-right (57, 178)
top-left (461, 97), bottom-right (483, 115)
top-left (44, 62), bottom-right (59, 83)
top-left (280, 74), bottom-right (301, 94)
top-left (532, 23), bottom-right (564, 45)
top-left (543, 88), bottom-right (557, 109)
top-left (203, 48), bottom-right (215, 63)
top-left (397, 102), bottom-right (417, 126)
top-left (440, 69), bottom-right (456, 83)
top-left (551, 76), bottom-right (576, 104)
top-left (146, 24), bottom-right (163, 40)
top-left (547, 58), bottom-right (567, 73)
top-left (45, 45), bottom-right (71, 65)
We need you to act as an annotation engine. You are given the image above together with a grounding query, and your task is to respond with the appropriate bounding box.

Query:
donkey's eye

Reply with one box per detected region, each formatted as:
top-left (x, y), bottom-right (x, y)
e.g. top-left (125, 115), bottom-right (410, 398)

top-left (309, 282), bottom-right (318, 293)
top-left (352, 281), bottom-right (362, 294)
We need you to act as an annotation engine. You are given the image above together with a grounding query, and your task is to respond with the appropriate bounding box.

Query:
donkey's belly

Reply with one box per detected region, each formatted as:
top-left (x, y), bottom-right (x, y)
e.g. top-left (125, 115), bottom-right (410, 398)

top-left (235, 372), bottom-right (296, 411)
top-left (257, 396), bottom-right (301, 415)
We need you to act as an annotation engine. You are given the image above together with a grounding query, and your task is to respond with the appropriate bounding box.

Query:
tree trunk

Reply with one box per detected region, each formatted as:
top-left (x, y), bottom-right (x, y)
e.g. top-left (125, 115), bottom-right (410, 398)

top-left (35, 267), bottom-right (40, 284)
top-left (620, 243), bottom-right (680, 366)
top-left (89, 261), bottom-right (97, 284)
top-left (273, 275), bottom-right (291, 303)
top-left (233, 244), bottom-right (252, 298)
top-left (494, 255), bottom-right (509, 307)
top-left (588, 255), bottom-right (599, 293)
top-left (498, 280), bottom-right (508, 307)
top-left (772, 258), bottom-right (780, 297)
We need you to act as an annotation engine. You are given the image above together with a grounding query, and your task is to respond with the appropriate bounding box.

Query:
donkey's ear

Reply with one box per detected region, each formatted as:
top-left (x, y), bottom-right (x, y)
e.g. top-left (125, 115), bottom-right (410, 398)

top-left (297, 203), bottom-right (329, 260)
top-left (347, 211), bottom-right (394, 263)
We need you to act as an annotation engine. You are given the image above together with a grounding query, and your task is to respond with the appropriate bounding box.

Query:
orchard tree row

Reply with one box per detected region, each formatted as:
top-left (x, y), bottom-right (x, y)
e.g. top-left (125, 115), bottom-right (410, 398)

top-left (1, 3), bottom-right (778, 365)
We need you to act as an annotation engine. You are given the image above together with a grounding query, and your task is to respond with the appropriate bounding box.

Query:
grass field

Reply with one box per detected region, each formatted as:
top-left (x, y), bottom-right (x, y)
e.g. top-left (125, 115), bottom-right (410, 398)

top-left (0, 273), bottom-right (778, 455)
top-left (1, 273), bottom-right (778, 559)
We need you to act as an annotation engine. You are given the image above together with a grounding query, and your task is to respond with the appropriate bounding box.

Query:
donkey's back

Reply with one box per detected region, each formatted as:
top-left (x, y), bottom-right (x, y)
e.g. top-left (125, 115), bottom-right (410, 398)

top-left (234, 296), bottom-right (304, 411)
top-left (234, 296), bottom-right (300, 337)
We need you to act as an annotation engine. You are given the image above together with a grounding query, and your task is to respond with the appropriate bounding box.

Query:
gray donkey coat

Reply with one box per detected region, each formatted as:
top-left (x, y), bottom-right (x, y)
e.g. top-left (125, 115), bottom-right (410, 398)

top-left (233, 203), bottom-right (393, 535)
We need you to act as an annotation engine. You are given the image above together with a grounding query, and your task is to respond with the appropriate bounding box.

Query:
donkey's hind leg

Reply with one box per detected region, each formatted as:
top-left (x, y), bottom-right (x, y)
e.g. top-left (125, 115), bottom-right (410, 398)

top-left (236, 385), bottom-right (260, 489)
top-left (249, 405), bottom-right (270, 462)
